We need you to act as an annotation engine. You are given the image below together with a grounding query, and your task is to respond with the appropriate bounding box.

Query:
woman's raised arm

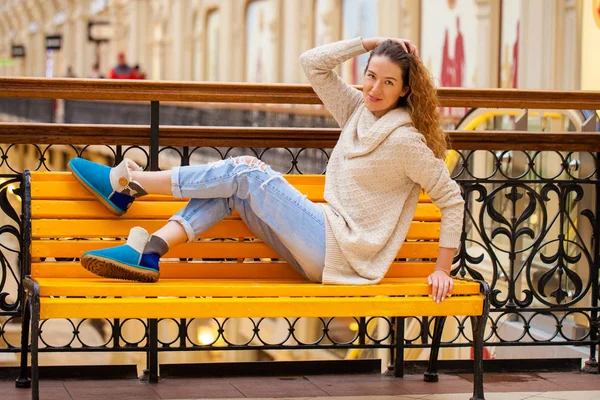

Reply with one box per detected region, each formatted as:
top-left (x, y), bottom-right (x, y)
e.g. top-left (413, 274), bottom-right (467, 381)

top-left (300, 38), bottom-right (366, 128)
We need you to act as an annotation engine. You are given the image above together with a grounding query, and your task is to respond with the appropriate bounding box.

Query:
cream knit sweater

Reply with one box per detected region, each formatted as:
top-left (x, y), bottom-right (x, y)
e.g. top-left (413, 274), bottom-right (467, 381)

top-left (300, 37), bottom-right (465, 285)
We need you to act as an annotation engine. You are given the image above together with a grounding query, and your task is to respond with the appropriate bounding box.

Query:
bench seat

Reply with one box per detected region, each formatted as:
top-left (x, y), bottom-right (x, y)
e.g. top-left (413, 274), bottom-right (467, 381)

top-left (18, 170), bottom-right (489, 400)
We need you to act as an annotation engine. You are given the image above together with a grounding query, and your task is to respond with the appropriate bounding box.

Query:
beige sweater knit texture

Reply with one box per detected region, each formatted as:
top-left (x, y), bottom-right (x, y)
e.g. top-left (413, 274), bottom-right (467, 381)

top-left (300, 37), bottom-right (465, 285)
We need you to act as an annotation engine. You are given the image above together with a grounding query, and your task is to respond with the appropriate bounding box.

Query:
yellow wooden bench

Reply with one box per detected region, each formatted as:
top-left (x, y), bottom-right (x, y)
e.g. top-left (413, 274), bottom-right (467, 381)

top-left (18, 170), bottom-right (489, 400)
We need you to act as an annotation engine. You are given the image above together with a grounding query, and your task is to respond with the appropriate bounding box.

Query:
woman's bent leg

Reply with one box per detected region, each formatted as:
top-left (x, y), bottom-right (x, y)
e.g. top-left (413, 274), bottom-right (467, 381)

top-left (80, 197), bottom-right (231, 282)
top-left (173, 157), bottom-right (326, 281)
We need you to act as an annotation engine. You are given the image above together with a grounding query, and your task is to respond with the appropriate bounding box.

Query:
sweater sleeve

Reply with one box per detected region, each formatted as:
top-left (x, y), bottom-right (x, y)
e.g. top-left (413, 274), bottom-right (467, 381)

top-left (300, 37), bottom-right (366, 128)
top-left (398, 136), bottom-right (464, 249)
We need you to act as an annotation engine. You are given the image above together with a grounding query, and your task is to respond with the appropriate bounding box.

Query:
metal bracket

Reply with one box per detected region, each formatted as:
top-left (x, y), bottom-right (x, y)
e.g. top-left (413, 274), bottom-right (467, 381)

top-left (582, 114), bottom-right (597, 132)
top-left (515, 110), bottom-right (528, 131)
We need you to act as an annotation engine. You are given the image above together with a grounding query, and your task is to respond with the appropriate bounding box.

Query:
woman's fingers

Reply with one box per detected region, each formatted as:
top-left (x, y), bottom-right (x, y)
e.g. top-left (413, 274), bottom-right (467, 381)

top-left (408, 42), bottom-right (419, 56)
top-left (429, 274), bottom-right (454, 303)
top-left (437, 277), bottom-right (446, 303)
top-left (393, 39), bottom-right (408, 53)
top-left (428, 274), bottom-right (439, 302)
top-left (431, 277), bottom-right (439, 302)
top-left (372, 37), bottom-right (419, 55)
top-left (391, 38), bottom-right (418, 55)
top-left (440, 278), bottom-right (451, 301)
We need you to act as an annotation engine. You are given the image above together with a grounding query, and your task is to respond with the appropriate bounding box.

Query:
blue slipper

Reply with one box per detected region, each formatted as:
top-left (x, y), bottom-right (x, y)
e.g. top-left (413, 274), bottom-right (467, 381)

top-left (81, 227), bottom-right (165, 283)
top-left (68, 157), bottom-right (147, 216)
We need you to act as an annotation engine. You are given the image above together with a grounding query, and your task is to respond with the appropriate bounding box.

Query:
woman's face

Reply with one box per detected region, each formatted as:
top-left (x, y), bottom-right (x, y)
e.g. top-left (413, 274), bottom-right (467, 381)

top-left (362, 55), bottom-right (409, 118)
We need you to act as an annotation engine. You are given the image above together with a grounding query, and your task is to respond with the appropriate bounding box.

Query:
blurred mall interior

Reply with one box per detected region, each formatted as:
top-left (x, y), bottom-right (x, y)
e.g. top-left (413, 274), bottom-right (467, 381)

top-left (0, 0), bottom-right (598, 91)
top-left (0, 0), bottom-right (599, 376)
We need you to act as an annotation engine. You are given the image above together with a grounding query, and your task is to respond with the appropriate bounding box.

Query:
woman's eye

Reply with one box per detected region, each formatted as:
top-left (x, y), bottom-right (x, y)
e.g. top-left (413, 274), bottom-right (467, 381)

top-left (368, 73), bottom-right (375, 78)
top-left (385, 80), bottom-right (394, 85)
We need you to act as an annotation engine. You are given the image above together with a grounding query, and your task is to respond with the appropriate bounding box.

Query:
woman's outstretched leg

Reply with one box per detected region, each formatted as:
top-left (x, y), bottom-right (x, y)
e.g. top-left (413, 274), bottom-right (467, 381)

top-left (129, 170), bottom-right (171, 195)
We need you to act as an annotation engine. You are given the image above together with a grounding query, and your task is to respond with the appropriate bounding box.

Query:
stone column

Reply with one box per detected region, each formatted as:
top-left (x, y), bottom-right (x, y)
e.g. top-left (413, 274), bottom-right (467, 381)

top-left (311, 0), bottom-right (342, 82)
top-left (190, 3), bottom-right (202, 82)
top-left (171, 0), bottom-right (192, 81)
top-left (475, 0), bottom-right (500, 88)
top-left (0, 15), bottom-right (9, 76)
top-left (5, 12), bottom-right (22, 76)
top-left (217, 0), bottom-right (233, 82)
top-left (271, 0), bottom-right (282, 83)
top-left (229, 0), bottom-right (245, 82)
top-left (149, 1), bottom-right (166, 81)
top-left (518, 0), bottom-right (557, 88)
top-left (19, 3), bottom-right (39, 77)
top-left (73, 0), bottom-right (94, 78)
top-left (553, 0), bottom-right (581, 89)
top-left (109, 1), bottom-right (128, 68)
top-left (62, 5), bottom-right (77, 76)
top-left (127, 0), bottom-right (140, 68)
top-left (139, 0), bottom-right (152, 78)
top-left (280, 0), bottom-right (307, 83)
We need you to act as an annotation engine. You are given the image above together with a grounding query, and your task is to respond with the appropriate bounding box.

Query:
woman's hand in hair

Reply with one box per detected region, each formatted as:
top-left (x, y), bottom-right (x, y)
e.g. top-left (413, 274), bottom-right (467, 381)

top-left (362, 37), bottom-right (419, 56)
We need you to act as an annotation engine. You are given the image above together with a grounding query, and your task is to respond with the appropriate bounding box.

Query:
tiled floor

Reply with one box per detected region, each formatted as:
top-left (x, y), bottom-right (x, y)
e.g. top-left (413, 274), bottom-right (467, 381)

top-left (1, 372), bottom-right (599, 400)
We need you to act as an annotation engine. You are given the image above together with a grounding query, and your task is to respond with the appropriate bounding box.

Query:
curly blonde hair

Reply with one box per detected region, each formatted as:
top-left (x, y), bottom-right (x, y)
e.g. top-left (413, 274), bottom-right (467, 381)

top-left (366, 40), bottom-right (447, 159)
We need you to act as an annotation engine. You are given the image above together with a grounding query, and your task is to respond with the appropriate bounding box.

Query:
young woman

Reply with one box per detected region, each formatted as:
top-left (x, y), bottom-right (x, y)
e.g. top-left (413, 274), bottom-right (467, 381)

top-left (68, 37), bottom-right (464, 303)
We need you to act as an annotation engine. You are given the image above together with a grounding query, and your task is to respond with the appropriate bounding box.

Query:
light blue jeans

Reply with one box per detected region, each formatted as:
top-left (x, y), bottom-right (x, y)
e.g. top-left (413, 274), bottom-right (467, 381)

top-left (168, 156), bottom-right (326, 282)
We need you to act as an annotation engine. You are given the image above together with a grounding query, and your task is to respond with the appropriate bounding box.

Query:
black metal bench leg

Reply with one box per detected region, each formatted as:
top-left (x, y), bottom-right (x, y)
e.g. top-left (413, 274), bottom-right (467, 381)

top-left (148, 319), bottom-right (159, 383)
top-left (394, 317), bottom-right (405, 377)
top-left (16, 297), bottom-right (32, 388)
top-left (470, 315), bottom-right (485, 400)
top-left (424, 316), bottom-right (446, 382)
top-left (31, 289), bottom-right (40, 400)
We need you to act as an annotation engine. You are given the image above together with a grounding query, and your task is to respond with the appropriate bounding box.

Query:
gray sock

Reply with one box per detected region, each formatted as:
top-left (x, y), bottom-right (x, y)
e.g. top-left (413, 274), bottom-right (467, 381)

top-left (144, 235), bottom-right (169, 257)
top-left (121, 181), bottom-right (148, 198)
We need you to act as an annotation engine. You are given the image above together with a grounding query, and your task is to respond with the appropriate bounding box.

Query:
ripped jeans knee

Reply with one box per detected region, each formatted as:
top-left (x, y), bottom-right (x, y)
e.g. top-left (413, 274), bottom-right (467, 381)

top-left (231, 156), bottom-right (283, 189)
top-left (233, 156), bottom-right (267, 171)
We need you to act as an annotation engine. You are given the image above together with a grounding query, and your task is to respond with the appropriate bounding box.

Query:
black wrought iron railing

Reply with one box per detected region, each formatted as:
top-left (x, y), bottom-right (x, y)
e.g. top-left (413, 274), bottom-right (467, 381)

top-left (0, 77), bottom-right (598, 375)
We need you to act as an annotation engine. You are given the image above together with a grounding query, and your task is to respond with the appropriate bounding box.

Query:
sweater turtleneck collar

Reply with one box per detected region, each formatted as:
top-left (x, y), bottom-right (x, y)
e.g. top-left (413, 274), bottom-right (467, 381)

top-left (347, 106), bottom-right (413, 159)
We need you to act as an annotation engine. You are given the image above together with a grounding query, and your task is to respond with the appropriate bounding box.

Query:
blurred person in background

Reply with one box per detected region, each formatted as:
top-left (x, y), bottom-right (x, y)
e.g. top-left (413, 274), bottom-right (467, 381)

top-left (108, 52), bottom-right (137, 79)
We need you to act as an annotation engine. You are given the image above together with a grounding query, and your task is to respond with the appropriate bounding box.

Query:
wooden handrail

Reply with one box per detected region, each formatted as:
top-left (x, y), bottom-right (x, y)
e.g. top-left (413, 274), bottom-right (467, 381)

top-left (1, 77), bottom-right (600, 109)
top-left (447, 131), bottom-right (600, 151)
top-left (0, 123), bottom-right (598, 151)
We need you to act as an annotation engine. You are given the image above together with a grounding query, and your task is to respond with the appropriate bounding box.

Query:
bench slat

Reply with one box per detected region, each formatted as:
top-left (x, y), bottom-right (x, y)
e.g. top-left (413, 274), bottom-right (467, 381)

top-left (31, 240), bottom-right (440, 259)
top-left (32, 181), bottom-right (326, 202)
top-left (32, 219), bottom-right (441, 240)
top-left (39, 295), bottom-right (484, 319)
top-left (31, 200), bottom-right (442, 220)
top-left (31, 261), bottom-right (436, 279)
top-left (35, 277), bottom-right (481, 297)
top-left (29, 172), bottom-right (432, 203)
top-left (31, 171), bottom-right (326, 185)
top-left (32, 219), bottom-right (256, 238)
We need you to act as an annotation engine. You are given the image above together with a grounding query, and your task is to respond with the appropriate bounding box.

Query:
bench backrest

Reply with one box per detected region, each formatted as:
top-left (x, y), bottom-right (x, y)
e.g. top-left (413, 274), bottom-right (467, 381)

top-left (28, 171), bottom-right (441, 281)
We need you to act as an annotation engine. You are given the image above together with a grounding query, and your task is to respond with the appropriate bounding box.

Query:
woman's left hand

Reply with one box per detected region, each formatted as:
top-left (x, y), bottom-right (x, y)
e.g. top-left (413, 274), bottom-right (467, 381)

top-left (427, 269), bottom-right (454, 303)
